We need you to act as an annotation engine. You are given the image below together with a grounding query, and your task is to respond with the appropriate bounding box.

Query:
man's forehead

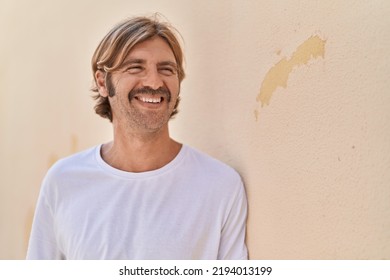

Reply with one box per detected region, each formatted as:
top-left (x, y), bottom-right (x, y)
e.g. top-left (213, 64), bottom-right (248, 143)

top-left (117, 37), bottom-right (178, 68)
top-left (130, 37), bottom-right (173, 53)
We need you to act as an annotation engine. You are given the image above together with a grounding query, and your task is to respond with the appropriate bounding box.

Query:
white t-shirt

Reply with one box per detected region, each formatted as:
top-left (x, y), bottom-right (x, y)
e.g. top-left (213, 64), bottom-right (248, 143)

top-left (27, 144), bottom-right (248, 259)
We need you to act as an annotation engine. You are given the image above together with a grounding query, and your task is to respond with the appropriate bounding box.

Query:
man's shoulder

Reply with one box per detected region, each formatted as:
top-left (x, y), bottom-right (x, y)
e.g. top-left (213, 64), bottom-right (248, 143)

top-left (47, 145), bottom-right (98, 177)
top-left (184, 145), bottom-right (242, 183)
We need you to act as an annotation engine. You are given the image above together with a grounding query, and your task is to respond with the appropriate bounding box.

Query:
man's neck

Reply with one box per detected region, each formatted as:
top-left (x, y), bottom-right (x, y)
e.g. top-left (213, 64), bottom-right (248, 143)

top-left (101, 126), bottom-right (182, 173)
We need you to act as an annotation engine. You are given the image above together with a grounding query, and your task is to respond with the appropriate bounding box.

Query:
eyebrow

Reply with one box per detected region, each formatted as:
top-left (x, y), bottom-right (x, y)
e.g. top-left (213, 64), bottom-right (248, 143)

top-left (121, 59), bottom-right (145, 68)
top-left (157, 61), bottom-right (177, 67)
top-left (121, 59), bottom-right (177, 69)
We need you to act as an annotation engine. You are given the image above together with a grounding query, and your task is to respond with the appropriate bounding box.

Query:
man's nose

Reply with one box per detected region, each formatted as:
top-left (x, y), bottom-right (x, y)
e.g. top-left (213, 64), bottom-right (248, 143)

top-left (141, 69), bottom-right (164, 90)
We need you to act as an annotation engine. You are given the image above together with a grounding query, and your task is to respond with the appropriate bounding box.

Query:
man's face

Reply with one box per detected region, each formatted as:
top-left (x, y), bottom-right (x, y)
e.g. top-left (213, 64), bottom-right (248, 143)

top-left (105, 36), bottom-right (180, 132)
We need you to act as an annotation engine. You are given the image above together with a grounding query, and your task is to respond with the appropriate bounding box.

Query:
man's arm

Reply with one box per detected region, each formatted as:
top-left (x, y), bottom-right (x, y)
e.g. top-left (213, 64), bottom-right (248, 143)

top-left (26, 180), bottom-right (64, 259)
top-left (217, 180), bottom-right (248, 260)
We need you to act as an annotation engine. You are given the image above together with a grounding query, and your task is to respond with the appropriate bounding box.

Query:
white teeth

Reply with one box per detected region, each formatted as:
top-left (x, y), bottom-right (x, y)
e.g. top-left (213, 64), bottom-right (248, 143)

top-left (138, 96), bottom-right (162, 103)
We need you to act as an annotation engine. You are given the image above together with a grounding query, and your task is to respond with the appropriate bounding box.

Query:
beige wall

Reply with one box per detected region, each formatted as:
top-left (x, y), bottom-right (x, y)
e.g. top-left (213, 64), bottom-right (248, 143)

top-left (1, 0), bottom-right (389, 259)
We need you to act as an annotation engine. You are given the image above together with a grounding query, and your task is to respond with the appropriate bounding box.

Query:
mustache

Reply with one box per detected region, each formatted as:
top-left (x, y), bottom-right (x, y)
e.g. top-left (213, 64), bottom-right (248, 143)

top-left (128, 87), bottom-right (171, 102)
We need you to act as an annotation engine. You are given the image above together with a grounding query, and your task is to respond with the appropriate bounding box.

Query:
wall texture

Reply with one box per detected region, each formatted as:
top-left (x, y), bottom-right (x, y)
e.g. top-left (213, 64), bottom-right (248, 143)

top-left (1, 0), bottom-right (389, 259)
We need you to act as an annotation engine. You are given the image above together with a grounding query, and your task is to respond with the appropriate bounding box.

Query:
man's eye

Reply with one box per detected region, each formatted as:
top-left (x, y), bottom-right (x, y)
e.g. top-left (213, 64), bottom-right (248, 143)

top-left (126, 66), bottom-right (143, 73)
top-left (159, 68), bottom-right (176, 75)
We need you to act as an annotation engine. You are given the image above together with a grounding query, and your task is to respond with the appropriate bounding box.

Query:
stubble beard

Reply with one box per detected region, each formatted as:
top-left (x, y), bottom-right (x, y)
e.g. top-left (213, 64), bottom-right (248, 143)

top-left (126, 101), bottom-right (172, 133)
top-left (108, 80), bottom-right (178, 133)
top-left (127, 87), bottom-right (176, 132)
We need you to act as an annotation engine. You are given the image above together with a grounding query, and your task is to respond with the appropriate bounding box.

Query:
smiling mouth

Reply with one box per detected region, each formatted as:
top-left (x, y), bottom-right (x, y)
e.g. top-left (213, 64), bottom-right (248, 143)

top-left (135, 96), bottom-right (163, 104)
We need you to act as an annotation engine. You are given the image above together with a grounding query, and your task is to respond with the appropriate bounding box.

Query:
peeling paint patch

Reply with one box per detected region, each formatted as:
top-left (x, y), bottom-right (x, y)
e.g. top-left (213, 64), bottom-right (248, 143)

top-left (255, 35), bottom-right (326, 117)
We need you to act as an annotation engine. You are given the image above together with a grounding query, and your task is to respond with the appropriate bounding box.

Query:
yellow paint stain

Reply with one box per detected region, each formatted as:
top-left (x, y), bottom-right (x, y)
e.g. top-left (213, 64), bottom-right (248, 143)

top-left (71, 134), bottom-right (79, 153)
top-left (256, 35), bottom-right (326, 110)
top-left (254, 109), bottom-right (259, 122)
top-left (48, 153), bottom-right (59, 168)
top-left (48, 134), bottom-right (79, 168)
top-left (0, 66), bottom-right (6, 125)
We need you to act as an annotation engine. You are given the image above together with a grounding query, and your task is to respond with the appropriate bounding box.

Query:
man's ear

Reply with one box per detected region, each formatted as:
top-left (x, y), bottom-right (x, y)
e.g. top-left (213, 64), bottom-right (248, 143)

top-left (95, 70), bottom-right (109, 97)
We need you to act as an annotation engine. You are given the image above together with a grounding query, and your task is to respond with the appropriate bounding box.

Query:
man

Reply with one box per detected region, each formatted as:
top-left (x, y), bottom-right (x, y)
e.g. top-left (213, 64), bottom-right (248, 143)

top-left (27, 15), bottom-right (248, 260)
